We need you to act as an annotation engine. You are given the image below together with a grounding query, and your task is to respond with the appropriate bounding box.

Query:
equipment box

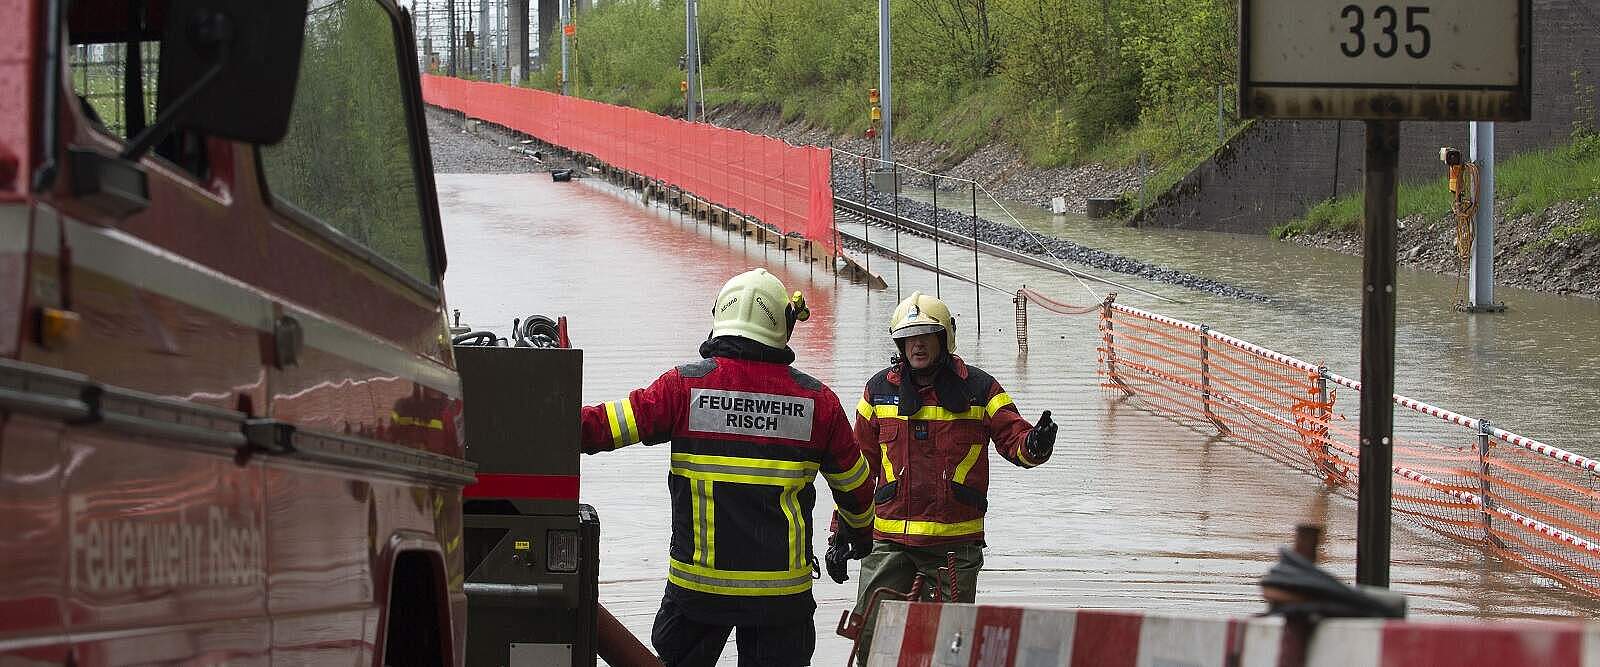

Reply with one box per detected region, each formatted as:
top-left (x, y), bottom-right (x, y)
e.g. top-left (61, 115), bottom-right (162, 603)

top-left (455, 346), bottom-right (598, 667)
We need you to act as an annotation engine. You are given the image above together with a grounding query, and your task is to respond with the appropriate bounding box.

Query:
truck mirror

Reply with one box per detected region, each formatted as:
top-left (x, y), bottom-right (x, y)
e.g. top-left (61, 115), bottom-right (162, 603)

top-left (153, 0), bottom-right (310, 148)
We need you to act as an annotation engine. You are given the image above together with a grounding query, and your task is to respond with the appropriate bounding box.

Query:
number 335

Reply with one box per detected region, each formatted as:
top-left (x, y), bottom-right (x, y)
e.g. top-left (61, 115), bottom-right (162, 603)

top-left (1340, 4), bottom-right (1431, 58)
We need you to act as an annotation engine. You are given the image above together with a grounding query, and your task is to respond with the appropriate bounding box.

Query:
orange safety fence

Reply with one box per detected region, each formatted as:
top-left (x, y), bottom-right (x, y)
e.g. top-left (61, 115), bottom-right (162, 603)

top-left (1021, 289), bottom-right (1600, 599)
top-left (420, 75), bottom-right (837, 254)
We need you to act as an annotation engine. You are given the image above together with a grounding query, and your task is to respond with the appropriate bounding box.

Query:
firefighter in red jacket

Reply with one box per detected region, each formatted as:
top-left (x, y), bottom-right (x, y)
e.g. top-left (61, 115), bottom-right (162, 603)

top-left (580, 268), bottom-right (877, 667)
top-left (829, 292), bottom-right (1056, 663)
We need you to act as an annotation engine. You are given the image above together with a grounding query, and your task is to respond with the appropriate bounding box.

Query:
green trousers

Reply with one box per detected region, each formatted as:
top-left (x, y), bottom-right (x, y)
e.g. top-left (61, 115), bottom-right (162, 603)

top-left (851, 540), bottom-right (983, 665)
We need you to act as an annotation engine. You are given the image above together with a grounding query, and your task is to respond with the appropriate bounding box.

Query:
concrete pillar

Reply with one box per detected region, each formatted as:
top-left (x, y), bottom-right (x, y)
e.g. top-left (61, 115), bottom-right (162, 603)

top-left (508, 0), bottom-right (529, 83)
top-left (536, 0), bottom-right (557, 69)
top-left (478, 0), bottom-right (489, 76)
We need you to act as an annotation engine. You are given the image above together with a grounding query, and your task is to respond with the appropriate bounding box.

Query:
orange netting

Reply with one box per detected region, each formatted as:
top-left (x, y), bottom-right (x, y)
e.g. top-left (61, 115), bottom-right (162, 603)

top-left (420, 75), bottom-right (837, 254)
top-left (1088, 298), bottom-right (1600, 599)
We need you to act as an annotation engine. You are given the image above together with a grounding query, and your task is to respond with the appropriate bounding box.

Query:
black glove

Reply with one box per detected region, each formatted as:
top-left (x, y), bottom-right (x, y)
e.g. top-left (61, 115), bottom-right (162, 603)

top-left (824, 521), bottom-right (874, 583)
top-left (1025, 410), bottom-right (1056, 462)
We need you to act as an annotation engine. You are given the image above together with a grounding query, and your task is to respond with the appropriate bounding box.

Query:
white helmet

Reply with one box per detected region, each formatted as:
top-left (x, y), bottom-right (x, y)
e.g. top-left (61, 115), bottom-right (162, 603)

top-left (710, 268), bottom-right (805, 348)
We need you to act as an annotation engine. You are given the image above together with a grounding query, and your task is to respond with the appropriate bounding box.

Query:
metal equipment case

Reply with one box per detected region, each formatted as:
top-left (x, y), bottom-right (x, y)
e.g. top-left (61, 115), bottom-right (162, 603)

top-left (455, 346), bottom-right (599, 666)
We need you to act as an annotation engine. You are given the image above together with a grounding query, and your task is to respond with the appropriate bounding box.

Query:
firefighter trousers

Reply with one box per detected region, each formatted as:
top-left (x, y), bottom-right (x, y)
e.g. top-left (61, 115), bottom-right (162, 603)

top-left (651, 593), bottom-right (816, 667)
top-left (851, 541), bottom-right (983, 666)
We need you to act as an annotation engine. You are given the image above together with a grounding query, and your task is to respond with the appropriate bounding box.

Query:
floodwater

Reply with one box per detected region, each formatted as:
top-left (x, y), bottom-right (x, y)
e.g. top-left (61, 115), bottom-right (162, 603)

top-left (438, 173), bottom-right (1600, 665)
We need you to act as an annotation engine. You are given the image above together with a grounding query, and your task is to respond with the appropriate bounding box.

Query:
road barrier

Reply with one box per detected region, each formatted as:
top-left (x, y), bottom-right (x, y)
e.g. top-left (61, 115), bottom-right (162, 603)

top-left (421, 75), bottom-right (836, 254)
top-left (865, 601), bottom-right (1596, 666)
top-left (1015, 289), bottom-right (1600, 599)
top-left (1085, 296), bottom-right (1600, 598)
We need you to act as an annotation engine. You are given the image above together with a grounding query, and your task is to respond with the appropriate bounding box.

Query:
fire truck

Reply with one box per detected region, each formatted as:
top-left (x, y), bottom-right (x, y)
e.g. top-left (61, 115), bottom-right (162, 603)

top-left (0, 0), bottom-right (618, 664)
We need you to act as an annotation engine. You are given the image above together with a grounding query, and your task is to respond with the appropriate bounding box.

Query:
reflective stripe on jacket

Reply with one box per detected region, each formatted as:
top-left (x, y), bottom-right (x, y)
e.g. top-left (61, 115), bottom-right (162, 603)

top-left (854, 355), bottom-right (1039, 547)
top-left (580, 354), bottom-right (875, 622)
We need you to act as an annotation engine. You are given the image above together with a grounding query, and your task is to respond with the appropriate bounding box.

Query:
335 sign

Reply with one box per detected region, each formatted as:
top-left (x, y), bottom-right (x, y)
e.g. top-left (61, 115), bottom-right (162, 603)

top-left (1240, 0), bottom-right (1530, 121)
top-left (1338, 4), bottom-right (1430, 59)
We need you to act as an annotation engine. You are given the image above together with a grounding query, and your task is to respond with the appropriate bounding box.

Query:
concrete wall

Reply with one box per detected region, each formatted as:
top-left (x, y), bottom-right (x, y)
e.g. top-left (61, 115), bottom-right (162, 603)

top-left (1132, 0), bottom-right (1600, 234)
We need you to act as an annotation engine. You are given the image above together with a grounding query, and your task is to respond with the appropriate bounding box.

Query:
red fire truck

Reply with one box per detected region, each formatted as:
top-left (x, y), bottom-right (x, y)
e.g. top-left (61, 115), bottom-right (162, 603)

top-left (1, 0), bottom-right (478, 663)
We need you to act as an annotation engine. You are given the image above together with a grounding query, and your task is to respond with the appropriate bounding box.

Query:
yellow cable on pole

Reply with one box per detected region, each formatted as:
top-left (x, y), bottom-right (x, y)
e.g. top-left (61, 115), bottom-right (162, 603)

top-left (1451, 162), bottom-right (1481, 304)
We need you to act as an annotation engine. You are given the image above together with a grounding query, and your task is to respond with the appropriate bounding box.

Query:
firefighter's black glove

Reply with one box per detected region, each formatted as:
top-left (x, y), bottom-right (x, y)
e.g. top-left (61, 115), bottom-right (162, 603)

top-left (1025, 410), bottom-right (1056, 462)
top-left (825, 522), bottom-right (873, 583)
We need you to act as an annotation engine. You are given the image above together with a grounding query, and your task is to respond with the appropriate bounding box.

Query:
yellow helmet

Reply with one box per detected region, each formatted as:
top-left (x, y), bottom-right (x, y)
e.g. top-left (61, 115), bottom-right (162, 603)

top-left (889, 292), bottom-right (955, 353)
top-left (710, 268), bottom-right (802, 349)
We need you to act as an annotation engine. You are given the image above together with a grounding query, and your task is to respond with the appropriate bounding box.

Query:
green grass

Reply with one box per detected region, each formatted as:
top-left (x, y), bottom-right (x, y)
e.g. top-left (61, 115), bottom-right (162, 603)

top-left (1280, 133), bottom-right (1600, 239)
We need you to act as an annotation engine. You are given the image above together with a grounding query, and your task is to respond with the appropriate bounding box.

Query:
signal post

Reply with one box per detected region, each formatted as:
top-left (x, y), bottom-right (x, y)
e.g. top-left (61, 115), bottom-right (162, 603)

top-left (1239, 0), bottom-right (1531, 587)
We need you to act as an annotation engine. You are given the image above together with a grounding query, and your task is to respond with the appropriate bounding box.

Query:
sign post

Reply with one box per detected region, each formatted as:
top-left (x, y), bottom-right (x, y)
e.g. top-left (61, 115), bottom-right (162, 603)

top-left (1240, 0), bottom-right (1530, 588)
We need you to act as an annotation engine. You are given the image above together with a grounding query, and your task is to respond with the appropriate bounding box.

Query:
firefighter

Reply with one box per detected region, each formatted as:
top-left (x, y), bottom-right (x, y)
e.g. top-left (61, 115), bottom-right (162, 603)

top-left (831, 292), bottom-right (1057, 663)
top-left (580, 268), bottom-right (877, 667)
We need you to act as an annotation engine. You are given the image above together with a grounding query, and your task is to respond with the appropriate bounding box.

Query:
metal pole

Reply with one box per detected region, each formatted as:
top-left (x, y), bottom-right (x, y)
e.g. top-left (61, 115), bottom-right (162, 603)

top-left (1316, 367), bottom-right (1333, 478)
top-left (893, 162), bottom-right (902, 302)
top-left (1477, 419), bottom-right (1494, 539)
top-left (685, 0), bottom-right (698, 121)
top-left (1217, 84), bottom-right (1226, 145)
top-left (1331, 122), bottom-right (1344, 200)
top-left (971, 184), bottom-right (980, 335)
top-left (559, 0), bottom-right (569, 94)
top-left (877, 0), bottom-right (892, 164)
top-left (1136, 152), bottom-right (1147, 209)
top-left (448, 0), bottom-right (458, 76)
top-left (861, 157), bottom-right (871, 280)
top-left (1469, 122), bottom-right (1499, 310)
top-left (1357, 119), bottom-right (1399, 589)
top-left (479, 0), bottom-right (489, 77)
top-left (1200, 325), bottom-right (1221, 433)
top-left (933, 175), bottom-right (941, 298)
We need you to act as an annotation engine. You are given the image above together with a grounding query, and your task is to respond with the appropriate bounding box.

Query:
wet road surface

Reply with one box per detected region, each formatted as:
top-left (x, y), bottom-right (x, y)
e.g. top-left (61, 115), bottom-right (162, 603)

top-left (438, 173), bottom-right (1600, 665)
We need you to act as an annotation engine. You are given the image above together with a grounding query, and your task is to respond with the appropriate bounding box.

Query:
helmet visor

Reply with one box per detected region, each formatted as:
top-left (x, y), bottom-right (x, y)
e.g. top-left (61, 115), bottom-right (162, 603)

top-left (890, 323), bottom-right (945, 339)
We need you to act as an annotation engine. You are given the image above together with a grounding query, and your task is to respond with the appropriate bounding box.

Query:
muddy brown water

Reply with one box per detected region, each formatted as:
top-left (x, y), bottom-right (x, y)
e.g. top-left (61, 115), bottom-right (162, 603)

top-left (438, 173), bottom-right (1600, 665)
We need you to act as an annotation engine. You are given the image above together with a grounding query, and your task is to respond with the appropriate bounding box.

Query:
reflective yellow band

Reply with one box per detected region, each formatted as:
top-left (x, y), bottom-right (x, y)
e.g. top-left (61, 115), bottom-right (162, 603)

top-left (622, 399), bottom-right (639, 443)
top-left (874, 516), bottom-right (984, 537)
top-left (604, 400), bottom-right (640, 449)
top-left (952, 444), bottom-right (982, 484)
top-left (824, 454), bottom-right (871, 493)
top-left (670, 453), bottom-right (820, 487)
top-left (705, 480), bottom-right (716, 564)
top-left (837, 502), bottom-right (874, 529)
top-left (391, 413), bottom-right (445, 430)
top-left (857, 398), bottom-right (874, 420)
top-left (690, 478), bottom-right (714, 566)
top-left (985, 392), bottom-right (1014, 417)
top-left (873, 405), bottom-right (984, 421)
top-left (668, 560), bottom-right (813, 596)
top-left (880, 450), bottom-right (896, 483)
top-left (780, 486), bottom-right (803, 569)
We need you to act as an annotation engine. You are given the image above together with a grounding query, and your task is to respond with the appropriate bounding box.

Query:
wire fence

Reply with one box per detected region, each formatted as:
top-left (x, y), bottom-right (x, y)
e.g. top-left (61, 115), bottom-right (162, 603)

top-left (68, 42), bottom-right (160, 139)
top-left (1016, 293), bottom-right (1600, 598)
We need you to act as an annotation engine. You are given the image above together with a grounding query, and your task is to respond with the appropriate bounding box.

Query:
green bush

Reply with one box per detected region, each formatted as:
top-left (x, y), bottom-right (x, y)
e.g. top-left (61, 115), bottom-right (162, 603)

top-left (524, 0), bottom-right (1239, 174)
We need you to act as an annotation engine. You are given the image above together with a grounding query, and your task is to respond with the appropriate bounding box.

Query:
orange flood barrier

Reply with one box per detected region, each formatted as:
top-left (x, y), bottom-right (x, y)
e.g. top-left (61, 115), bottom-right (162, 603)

top-left (1020, 288), bottom-right (1600, 599)
top-left (421, 75), bottom-right (837, 254)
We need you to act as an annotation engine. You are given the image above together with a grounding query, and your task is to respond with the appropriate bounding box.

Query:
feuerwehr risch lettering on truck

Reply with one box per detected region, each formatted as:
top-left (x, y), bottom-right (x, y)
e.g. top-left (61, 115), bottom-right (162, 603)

top-left (68, 494), bottom-right (265, 594)
top-left (688, 389), bottom-right (814, 441)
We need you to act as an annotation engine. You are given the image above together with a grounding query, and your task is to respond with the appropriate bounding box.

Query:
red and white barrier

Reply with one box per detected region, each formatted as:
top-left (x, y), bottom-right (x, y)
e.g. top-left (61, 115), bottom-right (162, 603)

top-left (866, 602), bottom-right (1600, 667)
top-left (1107, 303), bottom-right (1600, 480)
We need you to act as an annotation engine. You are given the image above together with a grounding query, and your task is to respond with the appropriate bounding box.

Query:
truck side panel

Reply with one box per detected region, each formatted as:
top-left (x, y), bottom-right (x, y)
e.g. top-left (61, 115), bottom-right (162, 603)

top-left (0, 0), bottom-right (34, 200)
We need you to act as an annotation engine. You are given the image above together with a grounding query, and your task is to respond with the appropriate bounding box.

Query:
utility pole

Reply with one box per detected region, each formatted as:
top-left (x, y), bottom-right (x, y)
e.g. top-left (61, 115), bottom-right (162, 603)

top-left (877, 0), bottom-right (892, 164)
top-left (479, 0), bottom-right (489, 77)
top-left (1357, 119), bottom-right (1399, 589)
top-left (559, 0), bottom-right (570, 94)
top-left (1466, 122), bottom-right (1504, 312)
top-left (685, 0), bottom-right (699, 121)
top-left (447, 0), bottom-right (457, 76)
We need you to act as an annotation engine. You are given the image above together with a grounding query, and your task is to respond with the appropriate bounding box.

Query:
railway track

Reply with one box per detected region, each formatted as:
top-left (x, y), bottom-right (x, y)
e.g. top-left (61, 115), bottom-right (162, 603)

top-left (832, 195), bottom-right (1177, 303)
